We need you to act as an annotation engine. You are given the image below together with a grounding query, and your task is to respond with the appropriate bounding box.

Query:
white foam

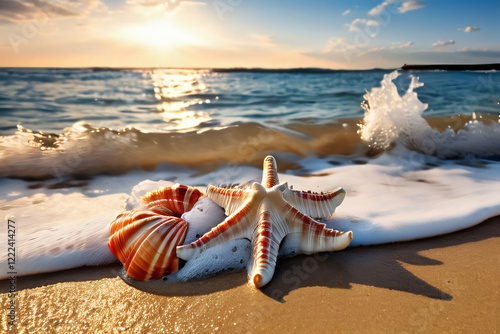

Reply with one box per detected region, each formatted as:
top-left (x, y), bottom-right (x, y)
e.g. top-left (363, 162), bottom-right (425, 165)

top-left (2, 152), bottom-right (500, 280)
top-left (120, 151), bottom-right (500, 281)
top-left (0, 192), bottom-right (127, 279)
top-left (296, 148), bottom-right (500, 246)
top-left (0, 173), bottom-right (183, 280)
top-left (360, 71), bottom-right (500, 158)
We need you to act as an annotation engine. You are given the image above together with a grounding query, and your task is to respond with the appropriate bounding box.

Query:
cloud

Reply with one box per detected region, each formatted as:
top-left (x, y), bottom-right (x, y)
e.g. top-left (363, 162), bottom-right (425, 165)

top-left (368, 0), bottom-right (424, 16)
top-left (342, 9), bottom-right (351, 16)
top-left (458, 26), bottom-right (480, 33)
top-left (346, 18), bottom-right (380, 32)
top-left (313, 39), bottom-right (417, 69)
top-left (0, 0), bottom-right (104, 23)
top-left (324, 37), bottom-right (363, 53)
top-left (128, 0), bottom-right (164, 7)
top-left (368, 1), bottom-right (391, 16)
top-left (392, 41), bottom-right (413, 48)
top-left (358, 41), bottom-right (413, 56)
top-left (249, 34), bottom-right (275, 45)
top-left (127, 0), bottom-right (205, 12)
top-left (458, 47), bottom-right (500, 58)
top-left (397, 0), bottom-right (426, 13)
top-left (433, 40), bottom-right (456, 48)
top-left (324, 37), bottom-right (346, 52)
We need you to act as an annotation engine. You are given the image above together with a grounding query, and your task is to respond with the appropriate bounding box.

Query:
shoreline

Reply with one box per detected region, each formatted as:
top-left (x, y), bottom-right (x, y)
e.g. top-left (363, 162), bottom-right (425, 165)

top-left (1, 216), bottom-right (499, 332)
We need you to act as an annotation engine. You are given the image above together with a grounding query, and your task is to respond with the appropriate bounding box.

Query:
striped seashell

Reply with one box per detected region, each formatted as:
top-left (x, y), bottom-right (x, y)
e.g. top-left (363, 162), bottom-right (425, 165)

top-left (108, 184), bottom-right (204, 280)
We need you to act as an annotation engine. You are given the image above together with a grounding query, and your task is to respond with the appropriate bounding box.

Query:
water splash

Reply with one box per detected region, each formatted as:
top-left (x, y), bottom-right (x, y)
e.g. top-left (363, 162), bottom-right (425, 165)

top-left (360, 71), bottom-right (500, 158)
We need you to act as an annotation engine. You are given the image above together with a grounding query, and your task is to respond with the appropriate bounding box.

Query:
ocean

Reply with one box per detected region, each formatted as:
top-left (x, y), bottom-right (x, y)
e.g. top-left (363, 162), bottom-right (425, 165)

top-left (1, 68), bottom-right (500, 280)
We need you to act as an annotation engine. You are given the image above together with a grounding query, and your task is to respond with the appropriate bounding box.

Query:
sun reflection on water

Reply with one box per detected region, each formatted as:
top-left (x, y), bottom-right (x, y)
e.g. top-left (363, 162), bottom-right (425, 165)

top-left (150, 69), bottom-right (212, 131)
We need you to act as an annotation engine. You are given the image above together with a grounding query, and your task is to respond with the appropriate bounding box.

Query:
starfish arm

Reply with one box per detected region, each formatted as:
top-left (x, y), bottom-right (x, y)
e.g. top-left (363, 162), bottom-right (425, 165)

top-left (283, 187), bottom-right (346, 219)
top-left (262, 155), bottom-right (280, 188)
top-left (176, 199), bottom-right (259, 261)
top-left (206, 185), bottom-right (253, 216)
top-left (284, 204), bottom-right (352, 254)
top-left (249, 206), bottom-right (289, 288)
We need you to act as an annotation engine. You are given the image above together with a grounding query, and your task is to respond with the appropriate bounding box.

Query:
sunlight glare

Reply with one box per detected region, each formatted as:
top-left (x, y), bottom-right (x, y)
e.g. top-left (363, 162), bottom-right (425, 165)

top-left (122, 18), bottom-right (198, 50)
top-left (149, 69), bottom-right (212, 131)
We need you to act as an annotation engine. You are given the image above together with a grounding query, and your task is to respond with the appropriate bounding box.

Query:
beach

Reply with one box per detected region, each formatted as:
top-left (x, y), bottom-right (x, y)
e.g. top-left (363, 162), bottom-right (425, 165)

top-left (1, 0), bottom-right (499, 332)
top-left (2, 216), bottom-right (498, 333)
top-left (0, 68), bottom-right (499, 333)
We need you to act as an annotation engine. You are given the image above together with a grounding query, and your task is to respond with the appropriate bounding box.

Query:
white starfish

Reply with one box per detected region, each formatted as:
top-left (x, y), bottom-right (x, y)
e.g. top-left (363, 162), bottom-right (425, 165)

top-left (177, 155), bottom-right (353, 288)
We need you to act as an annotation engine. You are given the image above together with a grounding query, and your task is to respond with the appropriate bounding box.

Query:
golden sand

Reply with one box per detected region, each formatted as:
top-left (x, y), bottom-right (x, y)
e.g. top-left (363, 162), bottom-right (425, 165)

top-left (1, 217), bottom-right (499, 333)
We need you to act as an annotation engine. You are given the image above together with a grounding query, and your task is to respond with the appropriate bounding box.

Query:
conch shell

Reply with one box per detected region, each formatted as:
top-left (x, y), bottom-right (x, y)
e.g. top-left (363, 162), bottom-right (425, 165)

top-left (108, 184), bottom-right (203, 280)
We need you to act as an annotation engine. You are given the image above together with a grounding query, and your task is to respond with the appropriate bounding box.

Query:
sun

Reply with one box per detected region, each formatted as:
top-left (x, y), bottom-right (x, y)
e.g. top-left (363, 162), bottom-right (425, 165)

top-left (120, 17), bottom-right (199, 50)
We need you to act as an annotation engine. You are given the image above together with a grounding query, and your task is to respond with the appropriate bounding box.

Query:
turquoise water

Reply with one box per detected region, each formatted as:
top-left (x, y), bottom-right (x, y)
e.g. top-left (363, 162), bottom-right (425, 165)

top-left (1, 68), bottom-right (498, 135)
top-left (0, 68), bottom-right (499, 180)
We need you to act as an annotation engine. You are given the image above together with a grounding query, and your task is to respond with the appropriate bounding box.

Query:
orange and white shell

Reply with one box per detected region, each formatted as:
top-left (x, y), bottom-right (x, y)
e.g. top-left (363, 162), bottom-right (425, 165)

top-left (108, 184), bottom-right (204, 281)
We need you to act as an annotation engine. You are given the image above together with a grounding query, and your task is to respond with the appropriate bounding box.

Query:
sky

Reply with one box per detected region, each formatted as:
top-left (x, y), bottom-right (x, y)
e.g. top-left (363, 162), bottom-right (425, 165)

top-left (0, 0), bottom-right (499, 69)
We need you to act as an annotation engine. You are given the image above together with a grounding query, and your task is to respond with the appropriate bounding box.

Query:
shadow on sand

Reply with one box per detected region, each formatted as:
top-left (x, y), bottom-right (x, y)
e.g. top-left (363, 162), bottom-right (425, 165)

top-left (262, 216), bottom-right (499, 302)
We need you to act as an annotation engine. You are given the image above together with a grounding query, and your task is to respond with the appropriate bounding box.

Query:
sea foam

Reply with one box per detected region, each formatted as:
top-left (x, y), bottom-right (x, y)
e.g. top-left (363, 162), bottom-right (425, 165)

top-left (3, 148), bottom-right (500, 281)
top-left (2, 71), bottom-right (500, 281)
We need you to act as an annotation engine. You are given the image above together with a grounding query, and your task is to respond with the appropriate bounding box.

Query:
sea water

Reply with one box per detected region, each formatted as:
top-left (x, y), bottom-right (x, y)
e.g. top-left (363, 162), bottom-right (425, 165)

top-left (0, 68), bottom-right (499, 279)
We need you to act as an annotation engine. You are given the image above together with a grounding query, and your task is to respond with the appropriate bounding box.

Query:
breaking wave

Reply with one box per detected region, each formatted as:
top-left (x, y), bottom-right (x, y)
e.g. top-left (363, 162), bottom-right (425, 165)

top-left (360, 71), bottom-right (500, 159)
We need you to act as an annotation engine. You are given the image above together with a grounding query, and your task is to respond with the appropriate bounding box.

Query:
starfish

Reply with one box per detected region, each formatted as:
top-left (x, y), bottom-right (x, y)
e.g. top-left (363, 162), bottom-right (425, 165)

top-left (177, 155), bottom-right (353, 288)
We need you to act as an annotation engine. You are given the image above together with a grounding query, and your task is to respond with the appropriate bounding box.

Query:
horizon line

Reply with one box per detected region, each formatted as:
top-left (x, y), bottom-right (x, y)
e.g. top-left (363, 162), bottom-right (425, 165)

top-left (0, 63), bottom-right (498, 72)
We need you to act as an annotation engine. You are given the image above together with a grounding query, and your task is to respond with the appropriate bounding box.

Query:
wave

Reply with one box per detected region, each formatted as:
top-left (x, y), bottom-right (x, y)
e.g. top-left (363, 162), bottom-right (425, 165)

top-left (360, 71), bottom-right (500, 159)
top-left (1, 71), bottom-right (499, 180)
top-left (1, 114), bottom-right (498, 181)
top-left (0, 120), bottom-right (368, 179)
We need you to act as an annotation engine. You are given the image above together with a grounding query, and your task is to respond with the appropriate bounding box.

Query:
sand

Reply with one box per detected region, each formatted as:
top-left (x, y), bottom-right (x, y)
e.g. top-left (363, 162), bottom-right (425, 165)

top-left (1, 216), bottom-right (499, 333)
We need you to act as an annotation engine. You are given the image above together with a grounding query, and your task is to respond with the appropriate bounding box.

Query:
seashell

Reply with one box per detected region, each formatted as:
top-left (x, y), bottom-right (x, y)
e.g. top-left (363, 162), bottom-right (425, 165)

top-left (108, 184), bottom-right (204, 280)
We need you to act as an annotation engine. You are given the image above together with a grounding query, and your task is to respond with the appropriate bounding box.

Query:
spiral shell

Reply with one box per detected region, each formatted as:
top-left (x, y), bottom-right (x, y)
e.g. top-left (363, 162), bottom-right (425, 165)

top-left (108, 184), bottom-right (204, 280)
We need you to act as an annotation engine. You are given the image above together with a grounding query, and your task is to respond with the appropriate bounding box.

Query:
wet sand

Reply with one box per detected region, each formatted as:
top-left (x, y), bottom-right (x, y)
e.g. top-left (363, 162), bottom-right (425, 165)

top-left (1, 216), bottom-right (499, 333)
